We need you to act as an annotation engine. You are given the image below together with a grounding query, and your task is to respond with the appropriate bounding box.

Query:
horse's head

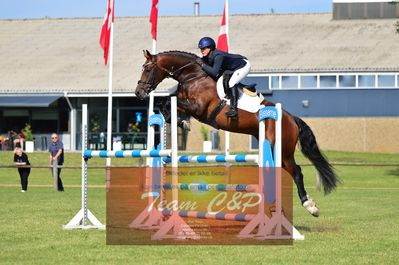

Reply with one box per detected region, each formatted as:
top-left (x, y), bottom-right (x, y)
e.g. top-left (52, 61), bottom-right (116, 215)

top-left (135, 50), bottom-right (169, 100)
top-left (136, 50), bottom-right (205, 100)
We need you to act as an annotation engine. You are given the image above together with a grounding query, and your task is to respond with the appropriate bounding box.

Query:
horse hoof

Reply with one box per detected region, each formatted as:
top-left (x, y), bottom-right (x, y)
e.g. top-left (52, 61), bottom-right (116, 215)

top-left (178, 120), bottom-right (191, 131)
top-left (302, 198), bottom-right (320, 217)
top-left (182, 120), bottom-right (191, 131)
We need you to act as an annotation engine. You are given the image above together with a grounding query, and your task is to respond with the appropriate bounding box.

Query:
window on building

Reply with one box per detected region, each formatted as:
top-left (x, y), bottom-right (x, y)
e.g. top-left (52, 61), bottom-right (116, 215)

top-left (2, 109), bottom-right (29, 133)
top-left (378, 75), bottom-right (395, 87)
top-left (366, 3), bottom-right (381, 18)
top-left (320, 75), bottom-right (336, 88)
top-left (119, 109), bottom-right (147, 133)
top-left (333, 2), bottom-right (399, 19)
top-left (118, 97), bottom-right (148, 107)
top-left (271, 76), bottom-right (280, 89)
top-left (351, 3), bottom-right (365, 19)
top-left (281, 76), bottom-right (298, 89)
top-left (300, 76), bottom-right (317, 88)
top-left (358, 75), bottom-right (375, 88)
top-left (88, 97), bottom-right (107, 106)
top-left (31, 109), bottom-right (58, 133)
top-left (31, 120), bottom-right (58, 133)
top-left (333, 3), bottom-right (349, 19)
top-left (383, 2), bottom-right (398, 18)
top-left (339, 75), bottom-right (356, 88)
top-left (59, 111), bottom-right (69, 132)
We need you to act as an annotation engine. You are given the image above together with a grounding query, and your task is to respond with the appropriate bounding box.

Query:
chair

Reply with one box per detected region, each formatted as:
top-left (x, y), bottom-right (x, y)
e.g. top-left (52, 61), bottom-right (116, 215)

top-left (41, 136), bottom-right (48, 151)
top-left (90, 134), bottom-right (105, 150)
top-left (121, 135), bottom-right (132, 149)
top-left (132, 134), bottom-right (146, 149)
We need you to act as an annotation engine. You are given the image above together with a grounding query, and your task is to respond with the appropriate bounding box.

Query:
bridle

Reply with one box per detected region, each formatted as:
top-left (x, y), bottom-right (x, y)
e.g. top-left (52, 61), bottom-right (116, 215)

top-left (137, 55), bottom-right (205, 92)
top-left (137, 56), bottom-right (161, 91)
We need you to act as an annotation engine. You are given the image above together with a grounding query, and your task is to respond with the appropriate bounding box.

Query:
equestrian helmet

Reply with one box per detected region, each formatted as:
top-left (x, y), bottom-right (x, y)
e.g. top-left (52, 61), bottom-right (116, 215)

top-left (198, 37), bottom-right (216, 50)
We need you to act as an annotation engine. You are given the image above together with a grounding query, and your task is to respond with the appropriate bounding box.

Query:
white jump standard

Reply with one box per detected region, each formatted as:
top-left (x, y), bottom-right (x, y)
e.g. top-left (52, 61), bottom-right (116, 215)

top-left (63, 104), bottom-right (105, 230)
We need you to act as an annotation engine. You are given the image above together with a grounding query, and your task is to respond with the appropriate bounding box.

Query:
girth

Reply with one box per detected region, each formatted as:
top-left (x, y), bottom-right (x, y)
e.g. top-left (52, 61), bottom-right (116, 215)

top-left (206, 100), bottom-right (227, 129)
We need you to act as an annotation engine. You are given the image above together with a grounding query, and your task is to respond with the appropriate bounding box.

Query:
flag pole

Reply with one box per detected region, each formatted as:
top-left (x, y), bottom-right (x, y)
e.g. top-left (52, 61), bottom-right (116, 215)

top-left (224, 0), bottom-right (230, 155)
top-left (152, 39), bottom-right (156, 55)
top-left (106, 4), bottom-right (114, 168)
top-left (147, 38), bottom-right (156, 156)
top-left (147, 0), bottom-right (158, 160)
top-left (225, 0), bottom-right (229, 47)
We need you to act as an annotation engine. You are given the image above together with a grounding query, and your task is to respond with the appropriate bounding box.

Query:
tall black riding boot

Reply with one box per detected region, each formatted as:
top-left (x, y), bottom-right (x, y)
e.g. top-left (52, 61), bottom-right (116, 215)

top-left (225, 85), bottom-right (238, 118)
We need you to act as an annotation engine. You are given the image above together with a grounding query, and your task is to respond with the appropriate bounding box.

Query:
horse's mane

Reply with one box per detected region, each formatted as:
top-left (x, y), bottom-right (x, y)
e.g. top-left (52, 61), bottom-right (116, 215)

top-left (158, 50), bottom-right (199, 60)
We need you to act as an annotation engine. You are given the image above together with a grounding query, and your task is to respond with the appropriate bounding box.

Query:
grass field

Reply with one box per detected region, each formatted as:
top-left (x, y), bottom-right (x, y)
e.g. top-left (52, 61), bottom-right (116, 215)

top-left (1, 151), bottom-right (398, 264)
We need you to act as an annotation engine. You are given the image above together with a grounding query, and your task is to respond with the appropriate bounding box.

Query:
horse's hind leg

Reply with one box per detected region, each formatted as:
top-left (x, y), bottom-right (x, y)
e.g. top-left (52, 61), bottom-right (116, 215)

top-left (267, 118), bottom-right (319, 217)
top-left (294, 163), bottom-right (320, 217)
top-left (284, 159), bottom-right (320, 217)
top-left (293, 164), bottom-right (308, 204)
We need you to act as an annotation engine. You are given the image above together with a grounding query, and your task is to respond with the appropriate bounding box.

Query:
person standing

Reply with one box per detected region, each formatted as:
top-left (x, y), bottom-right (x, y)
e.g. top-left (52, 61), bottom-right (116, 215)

top-left (49, 133), bottom-right (64, 191)
top-left (14, 147), bottom-right (30, 192)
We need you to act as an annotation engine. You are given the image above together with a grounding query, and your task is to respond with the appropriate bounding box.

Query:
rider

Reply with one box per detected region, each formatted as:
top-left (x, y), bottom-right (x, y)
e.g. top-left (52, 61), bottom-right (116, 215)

top-left (196, 37), bottom-right (251, 118)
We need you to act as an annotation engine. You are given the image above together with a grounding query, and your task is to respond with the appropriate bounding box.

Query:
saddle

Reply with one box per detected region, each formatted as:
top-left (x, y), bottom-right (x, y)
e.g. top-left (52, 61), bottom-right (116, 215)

top-left (222, 71), bottom-right (257, 99)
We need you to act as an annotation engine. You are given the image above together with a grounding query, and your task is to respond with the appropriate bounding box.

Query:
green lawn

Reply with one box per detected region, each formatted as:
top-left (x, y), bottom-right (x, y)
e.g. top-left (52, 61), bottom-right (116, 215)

top-left (0, 151), bottom-right (398, 264)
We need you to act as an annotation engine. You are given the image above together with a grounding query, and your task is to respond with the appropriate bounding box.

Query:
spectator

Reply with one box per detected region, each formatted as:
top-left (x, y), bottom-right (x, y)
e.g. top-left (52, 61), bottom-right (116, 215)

top-left (1, 134), bottom-right (11, 150)
top-left (14, 147), bottom-right (30, 192)
top-left (0, 135), bottom-right (6, 150)
top-left (8, 130), bottom-right (17, 149)
top-left (13, 129), bottom-right (25, 149)
top-left (49, 133), bottom-right (64, 192)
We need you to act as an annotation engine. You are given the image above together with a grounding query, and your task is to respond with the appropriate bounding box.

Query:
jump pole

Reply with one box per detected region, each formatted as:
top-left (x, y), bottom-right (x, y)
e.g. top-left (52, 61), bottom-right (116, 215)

top-left (63, 104), bottom-right (105, 230)
top-left (146, 92), bottom-right (155, 157)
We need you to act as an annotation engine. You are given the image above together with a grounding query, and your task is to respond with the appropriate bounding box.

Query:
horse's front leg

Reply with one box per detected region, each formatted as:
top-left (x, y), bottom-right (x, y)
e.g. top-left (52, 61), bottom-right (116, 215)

top-left (175, 95), bottom-right (194, 131)
top-left (156, 96), bottom-right (192, 130)
top-left (156, 97), bottom-right (172, 123)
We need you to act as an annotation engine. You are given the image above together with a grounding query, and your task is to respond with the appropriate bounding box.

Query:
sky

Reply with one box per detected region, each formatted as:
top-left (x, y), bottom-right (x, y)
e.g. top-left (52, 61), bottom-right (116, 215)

top-left (0, 0), bottom-right (332, 20)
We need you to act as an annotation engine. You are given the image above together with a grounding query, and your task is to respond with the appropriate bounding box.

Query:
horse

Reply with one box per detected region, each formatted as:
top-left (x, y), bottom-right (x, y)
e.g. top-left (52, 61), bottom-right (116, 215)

top-left (135, 50), bottom-right (339, 217)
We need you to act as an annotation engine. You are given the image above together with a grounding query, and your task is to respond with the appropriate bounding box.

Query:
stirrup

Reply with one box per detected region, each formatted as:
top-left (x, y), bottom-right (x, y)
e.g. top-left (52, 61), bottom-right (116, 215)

top-left (225, 109), bottom-right (238, 118)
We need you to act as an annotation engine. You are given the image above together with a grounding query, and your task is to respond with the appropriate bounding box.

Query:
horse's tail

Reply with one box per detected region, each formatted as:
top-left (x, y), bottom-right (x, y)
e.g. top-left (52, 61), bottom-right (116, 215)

top-left (293, 116), bottom-right (340, 194)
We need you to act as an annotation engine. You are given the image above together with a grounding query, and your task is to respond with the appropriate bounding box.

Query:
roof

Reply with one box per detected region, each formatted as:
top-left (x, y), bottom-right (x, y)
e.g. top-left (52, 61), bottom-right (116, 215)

top-left (0, 13), bottom-right (398, 94)
top-left (0, 95), bottom-right (62, 107)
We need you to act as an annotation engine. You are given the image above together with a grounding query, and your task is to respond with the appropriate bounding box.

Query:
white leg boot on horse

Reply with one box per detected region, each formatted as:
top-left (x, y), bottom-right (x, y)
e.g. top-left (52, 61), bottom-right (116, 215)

top-left (303, 196), bottom-right (320, 217)
top-left (178, 119), bottom-right (191, 131)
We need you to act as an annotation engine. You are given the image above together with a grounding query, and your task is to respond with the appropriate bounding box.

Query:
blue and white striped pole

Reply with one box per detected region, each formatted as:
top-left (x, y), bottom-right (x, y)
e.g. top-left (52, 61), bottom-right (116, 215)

top-left (83, 149), bottom-right (172, 158)
top-left (163, 154), bottom-right (257, 164)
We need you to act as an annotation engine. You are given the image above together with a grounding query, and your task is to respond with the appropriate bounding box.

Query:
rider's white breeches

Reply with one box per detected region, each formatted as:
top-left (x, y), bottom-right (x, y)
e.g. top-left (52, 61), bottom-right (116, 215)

top-left (228, 59), bottom-right (251, 87)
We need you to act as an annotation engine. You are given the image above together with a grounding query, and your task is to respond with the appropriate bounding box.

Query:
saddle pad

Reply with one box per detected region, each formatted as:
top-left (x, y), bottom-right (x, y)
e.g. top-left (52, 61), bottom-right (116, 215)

top-left (216, 77), bottom-right (262, 113)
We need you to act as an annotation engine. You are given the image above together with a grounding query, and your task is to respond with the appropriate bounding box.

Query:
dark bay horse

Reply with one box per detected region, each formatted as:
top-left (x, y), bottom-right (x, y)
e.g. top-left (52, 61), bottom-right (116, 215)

top-left (135, 50), bottom-right (339, 217)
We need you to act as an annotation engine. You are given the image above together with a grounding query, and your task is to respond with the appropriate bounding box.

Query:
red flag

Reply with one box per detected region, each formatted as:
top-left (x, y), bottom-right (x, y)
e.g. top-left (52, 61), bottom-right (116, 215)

top-left (99, 0), bottom-right (114, 65)
top-left (150, 0), bottom-right (159, 40)
top-left (217, 0), bottom-right (229, 52)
